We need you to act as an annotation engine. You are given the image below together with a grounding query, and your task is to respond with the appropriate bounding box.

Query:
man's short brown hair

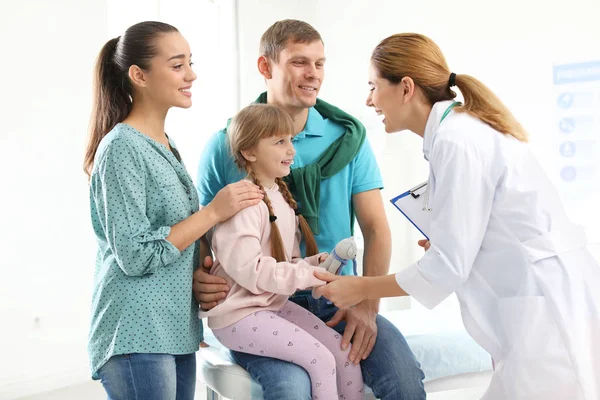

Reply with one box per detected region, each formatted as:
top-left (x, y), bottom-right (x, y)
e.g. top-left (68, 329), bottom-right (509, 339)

top-left (259, 19), bottom-right (323, 62)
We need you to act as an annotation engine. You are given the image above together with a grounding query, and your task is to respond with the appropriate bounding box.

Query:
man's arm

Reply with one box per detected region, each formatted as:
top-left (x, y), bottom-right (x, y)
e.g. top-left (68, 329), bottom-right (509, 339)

top-left (354, 189), bottom-right (392, 280)
top-left (348, 138), bottom-right (391, 278)
top-left (199, 234), bottom-right (212, 262)
top-left (328, 188), bottom-right (392, 364)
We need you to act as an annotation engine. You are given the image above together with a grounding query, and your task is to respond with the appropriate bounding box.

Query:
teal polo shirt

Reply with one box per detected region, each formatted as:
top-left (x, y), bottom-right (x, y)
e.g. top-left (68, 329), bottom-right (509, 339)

top-left (196, 106), bottom-right (383, 275)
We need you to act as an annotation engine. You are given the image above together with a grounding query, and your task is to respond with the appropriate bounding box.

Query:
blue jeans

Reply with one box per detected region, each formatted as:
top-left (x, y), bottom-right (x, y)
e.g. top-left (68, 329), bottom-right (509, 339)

top-left (231, 292), bottom-right (426, 400)
top-left (97, 353), bottom-right (196, 400)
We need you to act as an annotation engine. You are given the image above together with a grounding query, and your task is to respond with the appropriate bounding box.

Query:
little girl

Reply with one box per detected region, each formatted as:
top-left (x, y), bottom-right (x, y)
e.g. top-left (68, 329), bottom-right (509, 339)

top-left (199, 103), bottom-right (364, 400)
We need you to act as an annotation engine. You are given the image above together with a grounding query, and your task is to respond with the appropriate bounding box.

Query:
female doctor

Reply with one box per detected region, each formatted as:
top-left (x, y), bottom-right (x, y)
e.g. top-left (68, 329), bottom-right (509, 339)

top-left (313, 33), bottom-right (600, 400)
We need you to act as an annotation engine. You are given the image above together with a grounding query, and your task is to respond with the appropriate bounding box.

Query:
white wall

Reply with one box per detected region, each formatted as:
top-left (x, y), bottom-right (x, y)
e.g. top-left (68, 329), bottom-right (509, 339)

top-left (0, 1), bottom-right (236, 398)
top-left (0, 1), bottom-right (108, 398)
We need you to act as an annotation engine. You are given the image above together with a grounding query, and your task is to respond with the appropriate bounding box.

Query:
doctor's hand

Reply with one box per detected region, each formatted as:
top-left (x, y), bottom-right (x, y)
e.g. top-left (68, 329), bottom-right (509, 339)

top-left (193, 256), bottom-right (229, 311)
top-left (313, 271), bottom-right (367, 309)
top-left (418, 239), bottom-right (431, 251)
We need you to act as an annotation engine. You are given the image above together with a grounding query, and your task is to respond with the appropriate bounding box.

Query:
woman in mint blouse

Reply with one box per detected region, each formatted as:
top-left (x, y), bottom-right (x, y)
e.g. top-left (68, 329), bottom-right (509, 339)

top-left (84, 21), bottom-right (263, 400)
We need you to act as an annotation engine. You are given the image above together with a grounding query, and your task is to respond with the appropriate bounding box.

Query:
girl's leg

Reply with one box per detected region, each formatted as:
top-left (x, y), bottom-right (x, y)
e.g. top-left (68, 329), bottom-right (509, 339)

top-left (278, 301), bottom-right (365, 400)
top-left (213, 311), bottom-right (338, 400)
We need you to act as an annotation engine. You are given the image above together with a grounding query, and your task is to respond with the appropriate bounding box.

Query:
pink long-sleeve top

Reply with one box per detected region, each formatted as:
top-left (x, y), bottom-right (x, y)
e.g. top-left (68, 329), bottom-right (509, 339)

top-left (198, 184), bottom-right (326, 329)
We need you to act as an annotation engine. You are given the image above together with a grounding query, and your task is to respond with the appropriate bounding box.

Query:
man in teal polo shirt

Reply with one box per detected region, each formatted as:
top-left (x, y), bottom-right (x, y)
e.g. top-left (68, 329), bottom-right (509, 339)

top-left (193, 19), bottom-right (425, 400)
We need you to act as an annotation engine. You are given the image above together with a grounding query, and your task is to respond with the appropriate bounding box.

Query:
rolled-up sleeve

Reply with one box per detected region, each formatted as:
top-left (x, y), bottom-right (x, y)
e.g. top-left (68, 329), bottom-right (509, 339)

top-left (92, 140), bottom-right (181, 276)
top-left (396, 139), bottom-right (494, 309)
top-left (195, 130), bottom-right (227, 207)
top-left (351, 138), bottom-right (384, 194)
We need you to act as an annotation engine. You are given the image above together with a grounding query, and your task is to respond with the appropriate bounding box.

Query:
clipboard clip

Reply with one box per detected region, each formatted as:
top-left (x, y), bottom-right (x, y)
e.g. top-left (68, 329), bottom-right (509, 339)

top-left (409, 181), bottom-right (428, 199)
top-left (409, 181), bottom-right (432, 211)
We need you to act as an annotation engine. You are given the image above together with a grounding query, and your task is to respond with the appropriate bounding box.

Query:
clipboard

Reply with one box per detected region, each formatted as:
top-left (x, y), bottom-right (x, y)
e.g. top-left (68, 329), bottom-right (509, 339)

top-left (390, 181), bottom-right (431, 240)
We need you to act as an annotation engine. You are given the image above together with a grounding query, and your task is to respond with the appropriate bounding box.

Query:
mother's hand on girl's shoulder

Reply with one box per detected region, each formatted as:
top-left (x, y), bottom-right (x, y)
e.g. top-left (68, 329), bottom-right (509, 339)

top-left (206, 180), bottom-right (264, 222)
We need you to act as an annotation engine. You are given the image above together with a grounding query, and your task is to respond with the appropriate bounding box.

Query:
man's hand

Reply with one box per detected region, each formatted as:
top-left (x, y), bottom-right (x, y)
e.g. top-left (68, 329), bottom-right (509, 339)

top-left (326, 301), bottom-right (379, 365)
top-left (193, 256), bottom-right (229, 311)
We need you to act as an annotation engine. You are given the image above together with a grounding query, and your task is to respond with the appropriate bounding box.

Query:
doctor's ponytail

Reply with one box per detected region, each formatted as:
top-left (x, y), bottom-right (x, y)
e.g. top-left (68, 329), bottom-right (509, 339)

top-left (371, 33), bottom-right (528, 142)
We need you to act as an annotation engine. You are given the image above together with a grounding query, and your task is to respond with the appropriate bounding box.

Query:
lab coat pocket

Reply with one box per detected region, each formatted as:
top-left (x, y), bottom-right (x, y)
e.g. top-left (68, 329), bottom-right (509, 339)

top-left (497, 296), bottom-right (578, 399)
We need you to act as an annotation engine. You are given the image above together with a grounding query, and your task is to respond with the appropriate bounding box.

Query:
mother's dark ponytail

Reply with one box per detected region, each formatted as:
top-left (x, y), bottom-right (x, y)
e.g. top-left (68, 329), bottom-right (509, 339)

top-left (84, 37), bottom-right (132, 177)
top-left (84, 21), bottom-right (179, 177)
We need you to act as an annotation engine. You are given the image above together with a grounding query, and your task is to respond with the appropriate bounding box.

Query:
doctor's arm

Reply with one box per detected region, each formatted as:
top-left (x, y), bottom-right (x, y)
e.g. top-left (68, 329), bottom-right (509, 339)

top-left (396, 139), bottom-right (495, 308)
top-left (315, 238), bottom-right (430, 307)
top-left (315, 234), bottom-right (433, 306)
top-left (314, 272), bottom-right (408, 309)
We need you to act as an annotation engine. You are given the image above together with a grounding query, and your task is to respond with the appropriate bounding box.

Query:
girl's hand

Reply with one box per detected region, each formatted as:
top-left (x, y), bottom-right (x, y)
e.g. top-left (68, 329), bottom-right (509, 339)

top-left (318, 253), bottom-right (328, 264)
top-left (206, 180), bottom-right (263, 223)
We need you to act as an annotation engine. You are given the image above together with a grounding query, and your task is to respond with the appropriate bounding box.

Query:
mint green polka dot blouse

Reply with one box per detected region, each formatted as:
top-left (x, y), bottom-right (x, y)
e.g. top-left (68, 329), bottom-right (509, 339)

top-left (88, 123), bottom-right (202, 378)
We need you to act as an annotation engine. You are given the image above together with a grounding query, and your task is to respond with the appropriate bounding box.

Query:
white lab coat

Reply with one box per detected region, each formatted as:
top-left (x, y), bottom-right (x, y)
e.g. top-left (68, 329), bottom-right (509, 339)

top-left (396, 101), bottom-right (600, 400)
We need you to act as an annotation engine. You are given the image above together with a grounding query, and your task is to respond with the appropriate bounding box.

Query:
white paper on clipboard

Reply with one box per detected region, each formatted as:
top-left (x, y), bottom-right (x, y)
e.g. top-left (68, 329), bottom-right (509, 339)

top-left (390, 181), bottom-right (431, 240)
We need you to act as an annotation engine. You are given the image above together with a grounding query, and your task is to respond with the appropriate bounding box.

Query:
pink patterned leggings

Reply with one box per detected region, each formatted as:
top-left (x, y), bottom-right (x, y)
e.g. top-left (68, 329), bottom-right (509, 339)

top-left (212, 301), bottom-right (364, 400)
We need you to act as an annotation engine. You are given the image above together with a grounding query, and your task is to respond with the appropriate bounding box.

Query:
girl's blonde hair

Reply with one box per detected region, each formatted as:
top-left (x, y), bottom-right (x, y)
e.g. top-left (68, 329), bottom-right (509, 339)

top-left (228, 103), bottom-right (319, 261)
top-left (371, 33), bottom-right (528, 142)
